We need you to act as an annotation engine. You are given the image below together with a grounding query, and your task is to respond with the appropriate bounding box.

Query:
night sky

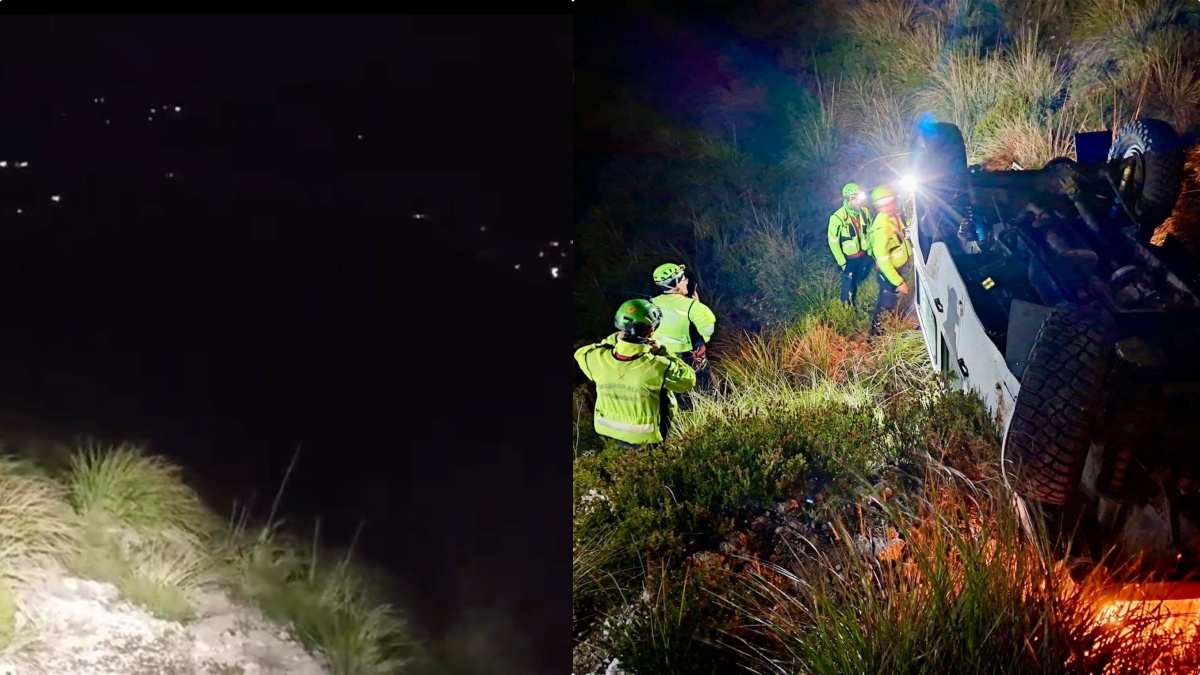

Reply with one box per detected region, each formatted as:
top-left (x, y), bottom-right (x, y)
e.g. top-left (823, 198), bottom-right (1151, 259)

top-left (0, 14), bottom-right (571, 673)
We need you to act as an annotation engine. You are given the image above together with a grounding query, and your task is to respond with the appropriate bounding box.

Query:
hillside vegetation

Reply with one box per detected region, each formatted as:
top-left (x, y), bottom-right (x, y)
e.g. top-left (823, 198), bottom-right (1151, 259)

top-left (0, 439), bottom-right (419, 674)
top-left (574, 0), bottom-right (1200, 672)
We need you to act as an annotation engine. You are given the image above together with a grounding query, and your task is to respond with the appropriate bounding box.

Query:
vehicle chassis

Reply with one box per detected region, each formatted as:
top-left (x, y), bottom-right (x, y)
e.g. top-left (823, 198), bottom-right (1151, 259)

top-left (905, 118), bottom-right (1200, 586)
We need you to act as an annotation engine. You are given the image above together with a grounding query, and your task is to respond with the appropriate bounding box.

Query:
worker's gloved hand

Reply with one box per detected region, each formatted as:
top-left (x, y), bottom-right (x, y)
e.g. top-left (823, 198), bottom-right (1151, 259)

top-left (897, 282), bottom-right (910, 295)
top-left (649, 342), bottom-right (663, 355)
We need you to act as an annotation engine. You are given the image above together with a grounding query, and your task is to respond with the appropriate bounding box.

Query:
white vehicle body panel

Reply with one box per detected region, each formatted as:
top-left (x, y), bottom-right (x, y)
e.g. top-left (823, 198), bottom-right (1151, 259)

top-left (906, 210), bottom-right (1022, 440)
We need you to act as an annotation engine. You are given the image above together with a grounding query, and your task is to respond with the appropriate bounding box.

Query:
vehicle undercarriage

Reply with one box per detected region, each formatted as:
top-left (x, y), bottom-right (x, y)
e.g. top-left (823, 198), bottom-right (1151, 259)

top-left (906, 117), bottom-right (1200, 588)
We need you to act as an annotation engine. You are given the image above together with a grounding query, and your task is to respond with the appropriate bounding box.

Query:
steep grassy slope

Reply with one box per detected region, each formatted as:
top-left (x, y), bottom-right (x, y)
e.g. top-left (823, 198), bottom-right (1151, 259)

top-left (0, 441), bottom-right (416, 674)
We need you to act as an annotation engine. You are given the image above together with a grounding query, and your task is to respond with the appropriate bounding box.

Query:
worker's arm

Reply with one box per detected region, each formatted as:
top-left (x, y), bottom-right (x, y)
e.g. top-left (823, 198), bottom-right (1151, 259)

top-left (688, 300), bottom-right (717, 343)
top-left (599, 332), bottom-right (620, 347)
top-left (871, 220), bottom-right (905, 288)
top-left (573, 343), bottom-right (602, 381)
top-left (827, 212), bottom-right (848, 267)
top-left (661, 354), bottom-right (697, 393)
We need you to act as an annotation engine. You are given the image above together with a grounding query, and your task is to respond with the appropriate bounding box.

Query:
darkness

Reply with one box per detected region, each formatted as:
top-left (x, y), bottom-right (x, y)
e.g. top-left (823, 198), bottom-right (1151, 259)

top-left (574, 1), bottom-right (803, 219)
top-left (0, 14), bottom-right (571, 672)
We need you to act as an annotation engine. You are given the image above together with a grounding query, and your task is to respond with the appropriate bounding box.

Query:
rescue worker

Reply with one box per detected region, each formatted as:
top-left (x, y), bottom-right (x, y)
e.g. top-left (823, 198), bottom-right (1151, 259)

top-left (649, 263), bottom-right (716, 395)
top-left (828, 182), bottom-right (875, 306)
top-left (574, 299), bottom-right (697, 449)
top-left (867, 185), bottom-right (914, 336)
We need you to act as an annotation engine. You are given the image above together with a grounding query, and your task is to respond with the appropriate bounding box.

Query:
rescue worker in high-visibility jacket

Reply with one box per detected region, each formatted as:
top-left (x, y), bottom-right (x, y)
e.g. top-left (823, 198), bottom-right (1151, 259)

top-left (649, 263), bottom-right (716, 395)
top-left (867, 185), bottom-right (915, 336)
top-left (828, 182), bottom-right (875, 306)
top-left (574, 299), bottom-right (697, 448)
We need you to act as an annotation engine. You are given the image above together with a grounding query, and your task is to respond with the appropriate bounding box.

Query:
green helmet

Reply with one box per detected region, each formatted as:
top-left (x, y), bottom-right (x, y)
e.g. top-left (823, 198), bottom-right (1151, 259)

top-left (614, 298), bottom-right (662, 335)
top-left (870, 185), bottom-right (896, 206)
top-left (842, 182), bottom-right (862, 199)
top-left (652, 262), bottom-right (686, 288)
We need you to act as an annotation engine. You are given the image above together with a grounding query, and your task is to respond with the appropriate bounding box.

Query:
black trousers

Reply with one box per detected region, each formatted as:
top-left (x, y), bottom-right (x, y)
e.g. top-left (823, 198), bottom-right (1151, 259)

top-left (840, 255), bottom-right (874, 305)
top-left (870, 263), bottom-right (915, 336)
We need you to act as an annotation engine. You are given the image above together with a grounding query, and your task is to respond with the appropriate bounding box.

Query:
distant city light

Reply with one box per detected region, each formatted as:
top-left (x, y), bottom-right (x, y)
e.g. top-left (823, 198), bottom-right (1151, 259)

top-left (538, 251), bottom-right (544, 258)
top-left (413, 213), bottom-right (426, 219)
top-left (16, 162), bottom-right (28, 168)
top-left (150, 108), bottom-right (157, 114)
top-left (148, 117), bottom-right (153, 122)
top-left (105, 120), bottom-right (111, 125)
top-left (0, 161), bottom-right (8, 168)
top-left (174, 106), bottom-right (181, 113)
top-left (357, 134), bottom-right (364, 140)
top-left (550, 241), bottom-right (560, 247)
top-left (16, 209), bottom-right (22, 214)
top-left (514, 264), bottom-right (521, 270)
top-left (550, 266), bottom-right (560, 278)
top-left (50, 195), bottom-right (61, 203)
top-left (480, 225), bottom-right (487, 232)
top-left (166, 172), bottom-right (175, 178)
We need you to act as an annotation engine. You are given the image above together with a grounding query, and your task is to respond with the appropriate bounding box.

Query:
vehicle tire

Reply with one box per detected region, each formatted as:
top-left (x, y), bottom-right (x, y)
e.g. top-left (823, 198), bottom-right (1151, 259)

top-left (911, 122), bottom-right (969, 242)
top-left (1108, 118), bottom-right (1184, 236)
top-left (1045, 156), bottom-right (1074, 169)
top-left (1003, 305), bottom-right (1117, 506)
top-left (911, 121), bottom-right (968, 182)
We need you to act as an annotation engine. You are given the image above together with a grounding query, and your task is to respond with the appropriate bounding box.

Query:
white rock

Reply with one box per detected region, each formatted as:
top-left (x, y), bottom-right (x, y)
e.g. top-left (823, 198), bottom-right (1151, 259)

top-left (8, 568), bottom-right (332, 675)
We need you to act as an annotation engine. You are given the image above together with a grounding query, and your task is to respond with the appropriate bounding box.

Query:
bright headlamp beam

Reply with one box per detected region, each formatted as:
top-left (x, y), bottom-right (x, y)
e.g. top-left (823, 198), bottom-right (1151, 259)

top-left (900, 174), bottom-right (919, 193)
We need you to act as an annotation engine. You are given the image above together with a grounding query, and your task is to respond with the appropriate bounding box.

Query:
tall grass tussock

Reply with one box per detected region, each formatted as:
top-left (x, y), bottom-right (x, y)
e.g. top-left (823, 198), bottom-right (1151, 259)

top-left (0, 440), bottom-right (416, 673)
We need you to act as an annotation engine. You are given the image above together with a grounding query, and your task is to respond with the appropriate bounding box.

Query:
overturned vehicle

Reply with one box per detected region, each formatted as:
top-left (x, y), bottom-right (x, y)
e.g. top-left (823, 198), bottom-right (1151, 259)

top-left (903, 116), bottom-right (1200, 587)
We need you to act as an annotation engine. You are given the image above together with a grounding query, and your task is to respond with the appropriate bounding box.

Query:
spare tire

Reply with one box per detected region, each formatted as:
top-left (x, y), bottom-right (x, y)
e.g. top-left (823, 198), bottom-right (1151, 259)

top-left (1003, 305), bottom-right (1117, 506)
top-left (1108, 118), bottom-right (1184, 237)
top-left (910, 121), bottom-right (968, 187)
top-left (910, 121), bottom-right (969, 244)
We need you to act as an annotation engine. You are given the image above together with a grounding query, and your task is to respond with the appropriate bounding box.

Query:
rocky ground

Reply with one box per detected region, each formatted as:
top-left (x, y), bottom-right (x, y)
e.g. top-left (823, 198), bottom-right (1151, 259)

top-left (0, 563), bottom-right (330, 675)
top-left (572, 484), bottom-right (904, 675)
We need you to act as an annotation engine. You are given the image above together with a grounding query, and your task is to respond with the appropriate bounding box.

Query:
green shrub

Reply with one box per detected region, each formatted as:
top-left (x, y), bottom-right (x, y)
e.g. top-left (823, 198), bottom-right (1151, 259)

top-left (573, 385), bottom-right (902, 584)
top-left (610, 558), bottom-right (743, 675)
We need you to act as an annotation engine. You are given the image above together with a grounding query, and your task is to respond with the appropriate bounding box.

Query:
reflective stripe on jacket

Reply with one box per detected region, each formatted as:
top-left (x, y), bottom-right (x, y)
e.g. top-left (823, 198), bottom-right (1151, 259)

top-left (574, 335), bottom-right (697, 445)
top-left (827, 204), bottom-right (873, 266)
top-left (869, 211), bottom-right (912, 288)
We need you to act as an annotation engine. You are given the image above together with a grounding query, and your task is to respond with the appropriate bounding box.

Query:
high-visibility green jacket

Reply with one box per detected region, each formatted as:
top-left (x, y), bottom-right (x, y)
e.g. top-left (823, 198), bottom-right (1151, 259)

top-left (649, 293), bottom-right (716, 355)
top-left (827, 204), bottom-right (874, 266)
top-left (574, 334), bottom-right (697, 445)
top-left (869, 210), bottom-right (912, 288)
